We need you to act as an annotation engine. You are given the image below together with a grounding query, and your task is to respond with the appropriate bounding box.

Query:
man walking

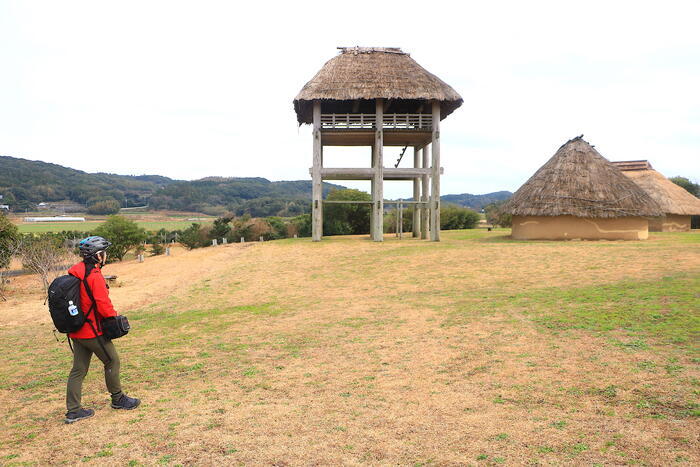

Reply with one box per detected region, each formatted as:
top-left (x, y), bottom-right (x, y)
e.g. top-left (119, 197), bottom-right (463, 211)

top-left (64, 236), bottom-right (139, 423)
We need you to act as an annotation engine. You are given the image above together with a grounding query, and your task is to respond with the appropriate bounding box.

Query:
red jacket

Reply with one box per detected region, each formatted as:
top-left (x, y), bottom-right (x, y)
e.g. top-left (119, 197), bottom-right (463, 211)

top-left (67, 262), bottom-right (117, 339)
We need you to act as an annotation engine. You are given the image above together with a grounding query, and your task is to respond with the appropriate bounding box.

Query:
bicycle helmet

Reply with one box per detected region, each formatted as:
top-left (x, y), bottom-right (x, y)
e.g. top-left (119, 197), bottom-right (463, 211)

top-left (78, 236), bottom-right (112, 258)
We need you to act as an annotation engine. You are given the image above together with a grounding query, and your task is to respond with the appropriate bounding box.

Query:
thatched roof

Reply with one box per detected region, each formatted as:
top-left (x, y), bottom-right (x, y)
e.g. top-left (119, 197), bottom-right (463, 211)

top-left (294, 47), bottom-right (463, 124)
top-left (611, 161), bottom-right (700, 215)
top-left (506, 136), bottom-right (663, 218)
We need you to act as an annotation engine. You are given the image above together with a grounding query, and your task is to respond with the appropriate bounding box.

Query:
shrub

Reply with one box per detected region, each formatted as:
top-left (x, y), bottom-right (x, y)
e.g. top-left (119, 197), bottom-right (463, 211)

top-left (209, 217), bottom-right (232, 241)
top-left (289, 214), bottom-right (311, 238)
top-left (150, 242), bottom-right (165, 256)
top-left (266, 217), bottom-right (288, 240)
top-left (93, 215), bottom-right (147, 261)
top-left (87, 199), bottom-right (121, 215)
top-left (323, 189), bottom-right (371, 236)
top-left (179, 223), bottom-right (206, 250)
top-left (229, 215), bottom-right (254, 243)
top-left (248, 218), bottom-right (272, 241)
top-left (0, 214), bottom-right (20, 269)
top-left (440, 204), bottom-right (480, 230)
top-left (484, 201), bottom-right (512, 228)
top-left (147, 228), bottom-right (169, 255)
top-left (384, 205), bottom-right (413, 234)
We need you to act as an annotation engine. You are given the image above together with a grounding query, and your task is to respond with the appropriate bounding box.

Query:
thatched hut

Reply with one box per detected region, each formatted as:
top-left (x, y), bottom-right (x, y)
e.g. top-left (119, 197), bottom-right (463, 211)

top-left (506, 136), bottom-right (662, 240)
top-left (293, 47), bottom-right (462, 242)
top-left (611, 161), bottom-right (700, 231)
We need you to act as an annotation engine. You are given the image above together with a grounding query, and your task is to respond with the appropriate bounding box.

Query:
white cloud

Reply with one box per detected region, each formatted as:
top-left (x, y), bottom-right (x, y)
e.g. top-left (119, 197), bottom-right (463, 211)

top-left (1, 0), bottom-right (698, 198)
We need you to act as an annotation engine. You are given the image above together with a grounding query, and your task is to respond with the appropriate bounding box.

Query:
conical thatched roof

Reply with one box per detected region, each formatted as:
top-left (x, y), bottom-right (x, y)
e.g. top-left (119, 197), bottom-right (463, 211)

top-left (507, 136), bottom-right (663, 218)
top-left (294, 47), bottom-right (463, 124)
top-left (612, 161), bottom-right (700, 215)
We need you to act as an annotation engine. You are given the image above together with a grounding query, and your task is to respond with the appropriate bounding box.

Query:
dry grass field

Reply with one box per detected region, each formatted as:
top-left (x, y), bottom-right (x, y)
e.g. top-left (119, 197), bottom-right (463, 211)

top-left (0, 230), bottom-right (698, 465)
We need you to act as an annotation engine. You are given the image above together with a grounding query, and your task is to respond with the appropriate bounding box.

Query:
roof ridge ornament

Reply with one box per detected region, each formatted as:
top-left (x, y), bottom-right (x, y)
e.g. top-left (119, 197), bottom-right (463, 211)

top-left (337, 46), bottom-right (407, 55)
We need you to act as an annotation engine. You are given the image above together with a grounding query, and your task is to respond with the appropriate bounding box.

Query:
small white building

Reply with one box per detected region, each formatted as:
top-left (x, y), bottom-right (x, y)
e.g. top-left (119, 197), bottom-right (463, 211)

top-left (24, 216), bottom-right (86, 222)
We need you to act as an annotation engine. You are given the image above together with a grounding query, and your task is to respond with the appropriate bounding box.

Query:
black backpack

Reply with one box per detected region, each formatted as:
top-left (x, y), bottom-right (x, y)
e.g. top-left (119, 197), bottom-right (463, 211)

top-left (48, 264), bottom-right (113, 361)
top-left (48, 264), bottom-right (97, 334)
top-left (48, 274), bottom-right (88, 333)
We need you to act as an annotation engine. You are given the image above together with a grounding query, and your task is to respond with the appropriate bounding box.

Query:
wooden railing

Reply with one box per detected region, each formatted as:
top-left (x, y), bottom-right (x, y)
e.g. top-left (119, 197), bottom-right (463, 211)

top-left (321, 113), bottom-right (432, 130)
top-left (382, 113), bottom-right (432, 129)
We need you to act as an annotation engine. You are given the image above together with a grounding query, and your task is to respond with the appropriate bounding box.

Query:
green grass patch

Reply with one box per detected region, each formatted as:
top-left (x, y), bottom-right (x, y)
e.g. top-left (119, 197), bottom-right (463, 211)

top-left (131, 303), bottom-right (284, 332)
top-left (446, 273), bottom-right (700, 352)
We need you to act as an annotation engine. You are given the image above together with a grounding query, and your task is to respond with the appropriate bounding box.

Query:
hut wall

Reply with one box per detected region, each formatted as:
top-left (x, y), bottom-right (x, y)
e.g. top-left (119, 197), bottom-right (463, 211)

top-left (649, 214), bottom-right (691, 232)
top-left (511, 215), bottom-right (649, 240)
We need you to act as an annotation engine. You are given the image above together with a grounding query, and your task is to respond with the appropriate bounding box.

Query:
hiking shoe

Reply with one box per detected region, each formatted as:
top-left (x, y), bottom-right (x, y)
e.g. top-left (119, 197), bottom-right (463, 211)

top-left (65, 408), bottom-right (94, 424)
top-left (111, 394), bottom-right (140, 410)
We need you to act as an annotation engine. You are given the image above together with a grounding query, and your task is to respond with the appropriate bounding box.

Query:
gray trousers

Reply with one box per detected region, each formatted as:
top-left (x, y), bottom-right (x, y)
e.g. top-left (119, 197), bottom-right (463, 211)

top-left (66, 337), bottom-right (123, 412)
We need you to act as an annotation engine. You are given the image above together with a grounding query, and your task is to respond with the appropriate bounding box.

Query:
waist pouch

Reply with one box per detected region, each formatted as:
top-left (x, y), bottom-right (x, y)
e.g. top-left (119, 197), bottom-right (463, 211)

top-left (102, 315), bottom-right (130, 340)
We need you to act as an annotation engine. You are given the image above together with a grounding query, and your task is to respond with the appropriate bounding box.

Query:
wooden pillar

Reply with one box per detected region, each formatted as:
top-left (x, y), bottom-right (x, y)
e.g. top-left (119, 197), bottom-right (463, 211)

top-left (412, 147), bottom-right (420, 237)
top-left (369, 145), bottom-right (374, 238)
top-left (430, 101), bottom-right (441, 241)
top-left (372, 98), bottom-right (384, 242)
top-left (421, 145), bottom-right (430, 240)
top-left (312, 100), bottom-right (323, 241)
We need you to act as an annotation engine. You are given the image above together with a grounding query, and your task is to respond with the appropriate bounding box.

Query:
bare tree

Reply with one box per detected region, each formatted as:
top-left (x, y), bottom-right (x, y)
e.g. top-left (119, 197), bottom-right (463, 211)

top-left (19, 238), bottom-right (77, 293)
top-left (0, 239), bottom-right (22, 301)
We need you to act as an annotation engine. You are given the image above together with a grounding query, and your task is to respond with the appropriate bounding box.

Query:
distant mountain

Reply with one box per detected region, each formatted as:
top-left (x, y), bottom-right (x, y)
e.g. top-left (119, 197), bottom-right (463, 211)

top-left (0, 155), bottom-right (344, 217)
top-left (441, 191), bottom-right (512, 211)
top-left (0, 155), bottom-right (179, 210)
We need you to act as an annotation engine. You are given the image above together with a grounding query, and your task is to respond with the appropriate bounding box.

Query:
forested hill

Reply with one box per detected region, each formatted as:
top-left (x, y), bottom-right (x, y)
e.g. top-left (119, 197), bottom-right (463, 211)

top-left (0, 155), bottom-right (178, 209)
top-left (440, 191), bottom-right (512, 210)
top-left (0, 155), bottom-right (344, 216)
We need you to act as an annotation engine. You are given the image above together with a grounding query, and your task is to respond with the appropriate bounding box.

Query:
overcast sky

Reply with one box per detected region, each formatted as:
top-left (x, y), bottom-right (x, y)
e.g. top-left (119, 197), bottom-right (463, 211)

top-left (1, 1), bottom-right (699, 198)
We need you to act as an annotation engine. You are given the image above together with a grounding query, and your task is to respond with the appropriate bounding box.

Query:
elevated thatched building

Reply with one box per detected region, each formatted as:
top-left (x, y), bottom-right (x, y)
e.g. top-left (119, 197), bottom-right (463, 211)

top-left (294, 47), bottom-right (462, 241)
top-left (506, 136), bottom-right (662, 240)
top-left (611, 160), bottom-right (700, 231)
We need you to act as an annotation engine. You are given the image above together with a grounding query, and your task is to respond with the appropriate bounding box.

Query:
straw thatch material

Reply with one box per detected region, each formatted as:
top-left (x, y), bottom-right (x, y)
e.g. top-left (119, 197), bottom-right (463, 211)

top-left (611, 160), bottom-right (653, 171)
top-left (294, 47), bottom-right (463, 124)
top-left (507, 136), bottom-right (663, 218)
top-left (611, 162), bottom-right (700, 215)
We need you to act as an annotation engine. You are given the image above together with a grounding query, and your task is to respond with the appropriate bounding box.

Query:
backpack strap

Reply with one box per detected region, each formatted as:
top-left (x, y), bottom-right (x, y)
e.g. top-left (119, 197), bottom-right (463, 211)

top-left (81, 263), bottom-right (112, 363)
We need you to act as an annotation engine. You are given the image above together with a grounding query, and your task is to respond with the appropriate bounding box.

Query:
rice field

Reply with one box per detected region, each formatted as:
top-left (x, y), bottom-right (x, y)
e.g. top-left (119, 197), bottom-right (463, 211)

top-left (0, 230), bottom-right (698, 465)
